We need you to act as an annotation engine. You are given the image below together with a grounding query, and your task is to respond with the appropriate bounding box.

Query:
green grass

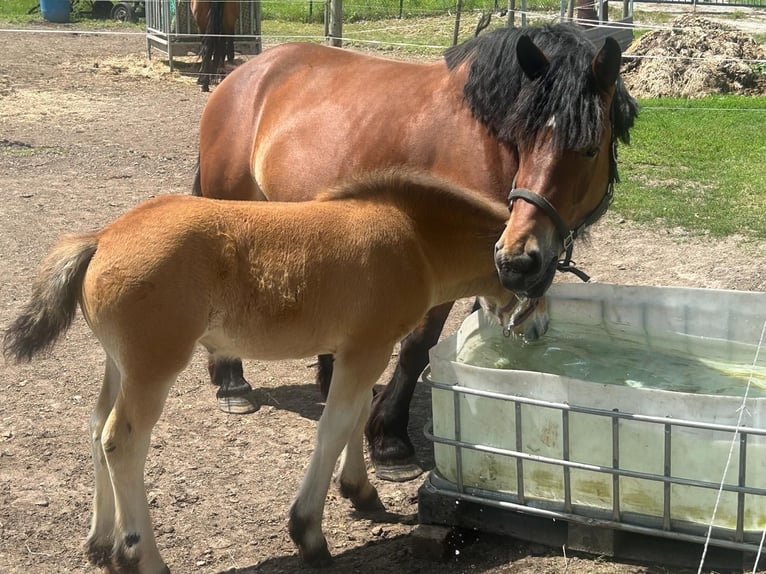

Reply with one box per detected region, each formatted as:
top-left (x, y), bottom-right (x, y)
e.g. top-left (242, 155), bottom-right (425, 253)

top-left (615, 96), bottom-right (766, 238)
top-left (0, 0), bottom-right (39, 19)
top-left (0, 0), bottom-right (144, 26)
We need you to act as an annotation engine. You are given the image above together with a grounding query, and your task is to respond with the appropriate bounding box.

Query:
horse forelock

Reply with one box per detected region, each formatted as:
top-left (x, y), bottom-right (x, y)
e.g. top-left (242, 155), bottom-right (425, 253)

top-left (445, 24), bottom-right (638, 151)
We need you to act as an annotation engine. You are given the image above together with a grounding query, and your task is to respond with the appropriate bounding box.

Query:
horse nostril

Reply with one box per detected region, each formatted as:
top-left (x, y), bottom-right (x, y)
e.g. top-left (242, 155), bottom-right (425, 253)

top-left (494, 240), bottom-right (503, 254)
top-left (508, 249), bottom-right (541, 274)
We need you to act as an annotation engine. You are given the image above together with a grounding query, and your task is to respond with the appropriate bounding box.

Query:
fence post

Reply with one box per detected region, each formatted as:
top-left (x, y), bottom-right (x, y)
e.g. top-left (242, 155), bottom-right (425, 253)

top-left (507, 0), bottom-right (515, 27)
top-left (452, 0), bottom-right (463, 46)
top-left (328, 0), bottom-right (342, 46)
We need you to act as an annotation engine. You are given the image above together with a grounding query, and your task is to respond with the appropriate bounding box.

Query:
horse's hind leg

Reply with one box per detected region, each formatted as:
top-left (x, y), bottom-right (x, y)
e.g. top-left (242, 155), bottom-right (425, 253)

top-left (289, 347), bottom-right (392, 566)
top-left (100, 368), bottom-right (179, 574)
top-left (85, 355), bottom-right (121, 567)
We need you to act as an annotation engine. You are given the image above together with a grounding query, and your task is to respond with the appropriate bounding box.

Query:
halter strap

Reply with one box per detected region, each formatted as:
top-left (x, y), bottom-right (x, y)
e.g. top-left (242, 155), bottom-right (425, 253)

top-left (507, 139), bottom-right (618, 283)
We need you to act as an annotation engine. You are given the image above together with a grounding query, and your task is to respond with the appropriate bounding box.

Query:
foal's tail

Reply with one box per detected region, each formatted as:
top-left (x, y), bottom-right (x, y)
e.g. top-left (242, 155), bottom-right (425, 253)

top-left (3, 234), bottom-right (98, 362)
top-left (198, 1), bottom-right (227, 92)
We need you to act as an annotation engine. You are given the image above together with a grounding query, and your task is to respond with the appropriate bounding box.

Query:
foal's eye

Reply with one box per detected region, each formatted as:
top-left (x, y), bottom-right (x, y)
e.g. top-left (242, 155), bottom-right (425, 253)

top-left (584, 146), bottom-right (600, 158)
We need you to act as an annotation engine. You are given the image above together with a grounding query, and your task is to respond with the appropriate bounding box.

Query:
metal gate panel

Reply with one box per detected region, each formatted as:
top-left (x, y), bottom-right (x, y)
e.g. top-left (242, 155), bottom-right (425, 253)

top-left (146, 0), bottom-right (261, 69)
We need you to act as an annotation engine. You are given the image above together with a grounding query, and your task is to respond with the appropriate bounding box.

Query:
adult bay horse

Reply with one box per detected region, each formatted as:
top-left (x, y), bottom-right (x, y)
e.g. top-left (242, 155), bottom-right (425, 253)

top-left (195, 23), bottom-right (639, 481)
top-left (190, 0), bottom-right (239, 92)
top-left (4, 170), bottom-right (533, 571)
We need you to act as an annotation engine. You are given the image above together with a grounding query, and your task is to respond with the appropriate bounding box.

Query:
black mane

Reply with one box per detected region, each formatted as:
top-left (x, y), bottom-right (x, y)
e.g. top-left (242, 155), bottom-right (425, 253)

top-left (444, 23), bottom-right (638, 150)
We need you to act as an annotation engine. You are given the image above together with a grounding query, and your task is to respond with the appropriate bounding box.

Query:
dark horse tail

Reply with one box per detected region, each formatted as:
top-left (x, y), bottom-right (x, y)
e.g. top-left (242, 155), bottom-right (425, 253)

top-left (3, 234), bottom-right (98, 362)
top-left (198, 1), bottom-right (227, 92)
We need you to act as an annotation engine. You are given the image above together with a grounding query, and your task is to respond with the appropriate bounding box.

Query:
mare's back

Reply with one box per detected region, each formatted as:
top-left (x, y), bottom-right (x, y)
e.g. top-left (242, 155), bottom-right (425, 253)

top-left (196, 43), bottom-right (501, 203)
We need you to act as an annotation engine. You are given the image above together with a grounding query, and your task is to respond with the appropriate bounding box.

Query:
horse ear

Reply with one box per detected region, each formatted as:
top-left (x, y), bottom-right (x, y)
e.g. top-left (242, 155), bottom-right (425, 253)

top-left (517, 35), bottom-right (549, 81)
top-left (592, 37), bottom-right (622, 93)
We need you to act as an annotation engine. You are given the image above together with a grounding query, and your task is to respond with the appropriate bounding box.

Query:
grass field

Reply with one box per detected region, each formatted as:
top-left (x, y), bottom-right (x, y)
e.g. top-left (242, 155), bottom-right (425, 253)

top-left (618, 96), bottom-right (766, 238)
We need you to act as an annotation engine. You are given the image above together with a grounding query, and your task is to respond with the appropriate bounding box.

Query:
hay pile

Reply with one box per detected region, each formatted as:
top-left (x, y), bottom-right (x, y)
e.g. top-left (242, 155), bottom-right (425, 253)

top-left (621, 15), bottom-right (766, 98)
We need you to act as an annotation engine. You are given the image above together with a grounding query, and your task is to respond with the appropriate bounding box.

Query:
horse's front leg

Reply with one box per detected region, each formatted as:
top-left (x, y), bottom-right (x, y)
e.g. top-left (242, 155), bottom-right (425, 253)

top-left (365, 301), bottom-right (455, 482)
top-left (289, 347), bottom-right (392, 567)
top-left (100, 369), bottom-right (176, 574)
top-left (207, 354), bottom-right (259, 414)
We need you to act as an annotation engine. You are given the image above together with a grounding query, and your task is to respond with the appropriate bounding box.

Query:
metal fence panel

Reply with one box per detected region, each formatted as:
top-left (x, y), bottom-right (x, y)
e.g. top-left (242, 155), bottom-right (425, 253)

top-left (146, 0), bottom-right (262, 69)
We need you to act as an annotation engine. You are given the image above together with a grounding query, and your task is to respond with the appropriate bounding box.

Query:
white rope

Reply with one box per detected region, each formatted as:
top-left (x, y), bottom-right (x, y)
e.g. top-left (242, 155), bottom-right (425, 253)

top-left (697, 320), bottom-right (766, 574)
top-left (754, 528), bottom-right (766, 574)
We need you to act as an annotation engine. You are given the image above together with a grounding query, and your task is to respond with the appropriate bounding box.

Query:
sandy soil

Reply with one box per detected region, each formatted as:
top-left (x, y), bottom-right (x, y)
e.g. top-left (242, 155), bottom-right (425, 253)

top-left (0, 17), bottom-right (764, 574)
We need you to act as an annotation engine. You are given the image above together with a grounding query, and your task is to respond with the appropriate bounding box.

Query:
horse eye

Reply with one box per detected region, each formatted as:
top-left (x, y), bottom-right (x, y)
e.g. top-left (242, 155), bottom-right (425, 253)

top-left (584, 146), bottom-right (600, 158)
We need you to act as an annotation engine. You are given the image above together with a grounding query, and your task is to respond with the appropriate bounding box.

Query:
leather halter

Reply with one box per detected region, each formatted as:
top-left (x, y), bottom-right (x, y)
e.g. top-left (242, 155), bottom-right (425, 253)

top-left (507, 139), bottom-right (619, 283)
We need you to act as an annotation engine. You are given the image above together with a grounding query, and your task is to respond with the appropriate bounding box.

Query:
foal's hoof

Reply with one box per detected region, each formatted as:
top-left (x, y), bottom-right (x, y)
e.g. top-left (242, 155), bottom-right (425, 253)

top-left (374, 461), bottom-right (424, 483)
top-left (300, 544), bottom-right (333, 568)
top-left (339, 482), bottom-right (386, 513)
top-left (217, 391), bottom-right (260, 415)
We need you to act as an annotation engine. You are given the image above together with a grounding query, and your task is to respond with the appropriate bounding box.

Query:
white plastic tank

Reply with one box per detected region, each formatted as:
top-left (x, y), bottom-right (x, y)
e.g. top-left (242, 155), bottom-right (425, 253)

top-left (427, 283), bottom-right (766, 537)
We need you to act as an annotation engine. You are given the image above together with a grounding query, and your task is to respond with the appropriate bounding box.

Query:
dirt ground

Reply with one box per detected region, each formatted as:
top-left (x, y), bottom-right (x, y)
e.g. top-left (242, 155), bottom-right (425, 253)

top-left (1, 17), bottom-right (765, 574)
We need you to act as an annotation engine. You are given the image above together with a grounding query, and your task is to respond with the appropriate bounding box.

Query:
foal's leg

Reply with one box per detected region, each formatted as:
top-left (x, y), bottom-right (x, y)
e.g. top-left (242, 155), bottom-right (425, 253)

top-left (336, 391), bottom-right (384, 511)
top-left (366, 301), bottom-right (455, 481)
top-left (85, 356), bottom-right (121, 567)
top-left (207, 355), bottom-right (259, 414)
top-left (101, 369), bottom-right (178, 574)
top-left (289, 347), bottom-right (391, 567)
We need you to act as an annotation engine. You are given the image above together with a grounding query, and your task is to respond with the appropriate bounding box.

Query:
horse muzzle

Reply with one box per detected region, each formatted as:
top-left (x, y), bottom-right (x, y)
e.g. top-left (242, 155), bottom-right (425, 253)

top-left (494, 245), bottom-right (558, 299)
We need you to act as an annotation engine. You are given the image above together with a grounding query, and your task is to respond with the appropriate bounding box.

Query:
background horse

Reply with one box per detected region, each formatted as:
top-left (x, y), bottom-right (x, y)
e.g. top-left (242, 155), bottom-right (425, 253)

top-left (4, 170), bottom-right (527, 571)
top-left (190, 0), bottom-right (239, 92)
top-left (195, 23), bottom-right (639, 481)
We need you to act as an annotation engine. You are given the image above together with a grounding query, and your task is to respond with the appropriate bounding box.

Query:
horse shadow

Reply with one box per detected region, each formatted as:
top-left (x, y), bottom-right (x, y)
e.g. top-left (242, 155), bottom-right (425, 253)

top-left (248, 373), bottom-right (437, 474)
top-left (217, 529), bottom-right (535, 574)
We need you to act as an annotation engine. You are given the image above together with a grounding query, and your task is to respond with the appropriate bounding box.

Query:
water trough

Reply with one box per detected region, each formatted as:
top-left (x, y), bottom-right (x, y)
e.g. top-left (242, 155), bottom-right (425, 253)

top-left (420, 283), bottom-right (766, 568)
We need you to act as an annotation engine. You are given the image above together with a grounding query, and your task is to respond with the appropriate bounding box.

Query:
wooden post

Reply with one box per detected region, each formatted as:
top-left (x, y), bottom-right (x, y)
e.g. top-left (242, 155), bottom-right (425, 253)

top-left (253, 0), bottom-right (262, 54)
top-left (328, 0), bottom-right (342, 47)
top-left (452, 0), bottom-right (463, 46)
top-left (575, 0), bottom-right (598, 27)
top-left (507, 0), bottom-right (515, 27)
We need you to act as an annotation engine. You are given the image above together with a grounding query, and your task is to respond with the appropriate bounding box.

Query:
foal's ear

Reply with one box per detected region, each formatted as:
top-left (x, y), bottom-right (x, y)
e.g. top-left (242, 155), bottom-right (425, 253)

top-left (592, 37), bottom-right (622, 93)
top-left (517, 35), bottom-right (549, 81)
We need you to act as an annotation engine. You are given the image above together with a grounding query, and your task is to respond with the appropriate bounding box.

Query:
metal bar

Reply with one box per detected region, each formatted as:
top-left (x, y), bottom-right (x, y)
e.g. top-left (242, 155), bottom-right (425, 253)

top-left (423, 422), bottom-right (766, 497)
top-left (563, 410), bottom-right (571, 513)
top-left (453, 385), bottom-right (464, 493)
top-left (738, 432), bottom-right (747, 542)
top-left (423, 370), bottom-right (766, 436)
top-left (663, 422), bottom-right (672, 530)
top-left (516, 401), bottom-right (525, 503)
top-left (612, 412), bottom-right (620, 521)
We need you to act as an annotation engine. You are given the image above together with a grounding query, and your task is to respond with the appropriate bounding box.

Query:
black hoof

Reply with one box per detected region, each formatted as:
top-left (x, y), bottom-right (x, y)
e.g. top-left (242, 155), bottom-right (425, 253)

top-left (289, 508), bottom-right (333, 568)
top-left (338, 482), bottom-right (385, 512)
top-left (301, 544), bottom-right (333, 568)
